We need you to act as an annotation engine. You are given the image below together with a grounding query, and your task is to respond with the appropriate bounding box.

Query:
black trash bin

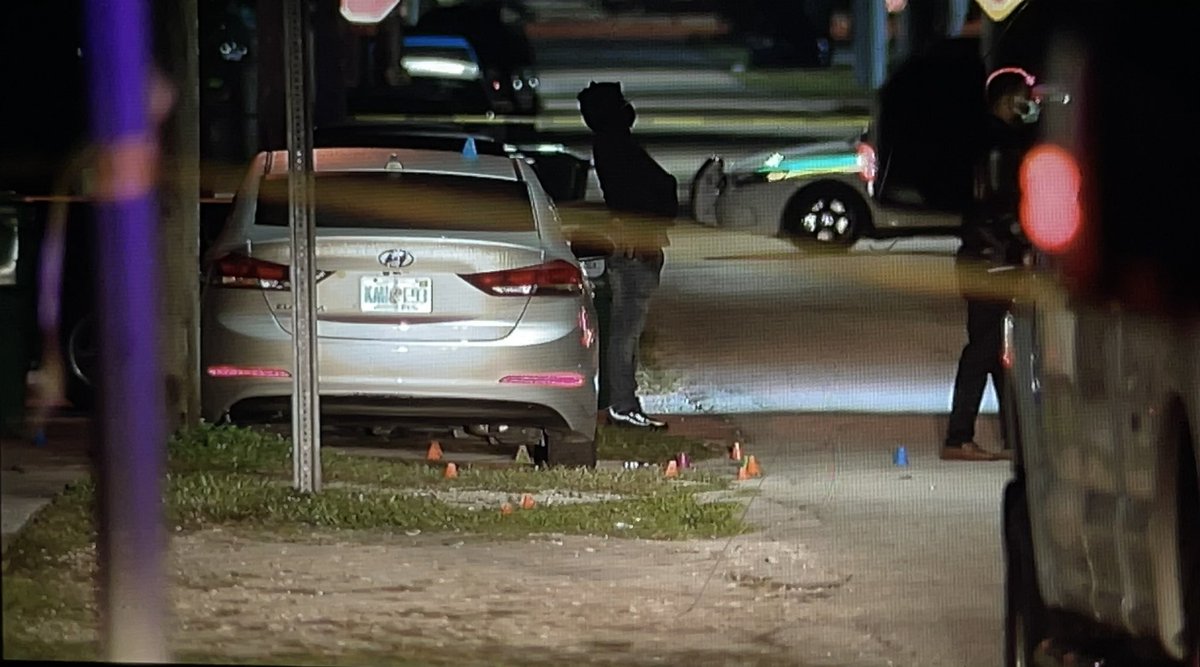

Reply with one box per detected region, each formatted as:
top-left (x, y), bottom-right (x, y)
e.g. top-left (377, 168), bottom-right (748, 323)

top-left (0, 194), bottom-right (39, 436)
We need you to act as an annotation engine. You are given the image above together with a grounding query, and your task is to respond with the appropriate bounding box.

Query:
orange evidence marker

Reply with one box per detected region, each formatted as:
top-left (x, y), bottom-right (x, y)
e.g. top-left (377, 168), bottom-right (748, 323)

top-left (500, 502), bottom-right (514, 516)
top-left (663, 460), bottom-right (679, 478)
top-left (745, 456), bottom-right (762, 477)
top-left (520, 494), bottom-right (536, 510)
top-left (426, 440), bottom-right (443, 462)
top-left (736, 466), bottom-right (751, 481)
top-left (444, 462), bottom-right (458, 479)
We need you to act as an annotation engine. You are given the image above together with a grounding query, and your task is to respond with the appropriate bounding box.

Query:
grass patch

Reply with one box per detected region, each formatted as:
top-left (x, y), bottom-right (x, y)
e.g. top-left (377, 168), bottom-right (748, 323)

top-left (596, 425), bottom-right (723, 464)
top-left (736, 65), bottom-right (871, 102)
top-left (169, 472), bottom-right (740, 540)
top-left (3, 423), bottom-right (748, 662)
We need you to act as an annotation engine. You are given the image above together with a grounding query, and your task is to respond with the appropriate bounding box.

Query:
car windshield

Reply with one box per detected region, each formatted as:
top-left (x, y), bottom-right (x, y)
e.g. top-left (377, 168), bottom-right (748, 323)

top-left (254, 173), bottom-right (535, 232)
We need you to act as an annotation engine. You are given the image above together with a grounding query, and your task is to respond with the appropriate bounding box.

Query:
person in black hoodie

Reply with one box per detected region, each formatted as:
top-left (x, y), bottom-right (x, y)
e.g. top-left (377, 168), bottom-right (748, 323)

top-left (942, 69), bottom-right (1039, 461)
top-left (577, 81), bottom-right (677, 429)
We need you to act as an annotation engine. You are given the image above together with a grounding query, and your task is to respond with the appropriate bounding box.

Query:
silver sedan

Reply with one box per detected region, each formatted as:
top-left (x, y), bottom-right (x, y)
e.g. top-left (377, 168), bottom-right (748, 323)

top-left (201, 146), bottom-right (599, 467)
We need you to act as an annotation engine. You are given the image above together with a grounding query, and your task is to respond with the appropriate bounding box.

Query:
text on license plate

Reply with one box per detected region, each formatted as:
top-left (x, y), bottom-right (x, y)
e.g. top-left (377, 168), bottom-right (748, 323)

top-left (360, 276), bottom-right (432, 313)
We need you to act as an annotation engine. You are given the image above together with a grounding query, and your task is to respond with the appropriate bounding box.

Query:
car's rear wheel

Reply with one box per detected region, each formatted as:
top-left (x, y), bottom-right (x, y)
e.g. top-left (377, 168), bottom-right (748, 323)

top-left (781, 182), bottom-right (869, 250)
top-left (535, 428), bottom-right (596, 469)
top-left (690, 156), bottom-right (725, 226)
top-left (1004, 480), bottom-right (1048, 667)
top-left (64, 314), bottom-right (97, 409)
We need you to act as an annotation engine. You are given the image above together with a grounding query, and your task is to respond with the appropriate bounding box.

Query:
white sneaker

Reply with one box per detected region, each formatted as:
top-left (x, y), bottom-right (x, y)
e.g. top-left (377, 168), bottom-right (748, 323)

top-left (607, 407), bottom-right (667, 430)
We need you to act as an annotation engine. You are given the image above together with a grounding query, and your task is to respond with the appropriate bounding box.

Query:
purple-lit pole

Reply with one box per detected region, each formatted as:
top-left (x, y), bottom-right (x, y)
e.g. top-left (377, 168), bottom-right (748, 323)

top-left (84, 0), bottom-right (169, 661)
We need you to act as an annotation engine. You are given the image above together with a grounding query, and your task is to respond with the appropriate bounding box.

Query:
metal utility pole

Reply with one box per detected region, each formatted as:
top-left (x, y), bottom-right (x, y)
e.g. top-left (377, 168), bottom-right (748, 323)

top-left (854, 0), bottom-right (889, 90)
top-left (83, 0), bottom-right (169, 660)
top-left (283, 0), bottom-right (322, 493)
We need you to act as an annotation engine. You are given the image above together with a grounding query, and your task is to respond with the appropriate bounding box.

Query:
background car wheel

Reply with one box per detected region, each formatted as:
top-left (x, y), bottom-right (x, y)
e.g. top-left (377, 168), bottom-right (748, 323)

top-left (64, 314), bottom-right (97, 410)
top-left (689, 156), bottom-right (724, 226)
top-left (781, 183), bottom-right (869, 250)
top-left (534, 429), bottom-right (596, 469)
top-left (1004, 480), bottom-right (1047, 667)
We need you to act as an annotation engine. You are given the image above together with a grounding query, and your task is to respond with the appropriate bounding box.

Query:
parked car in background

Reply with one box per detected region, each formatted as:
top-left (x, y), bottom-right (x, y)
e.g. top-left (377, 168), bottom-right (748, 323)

top-left (348, 35), bottom-right (496, 117)
top-left (411, 0), bottom-right (542, 115)
top-left (690, 37), bottom-right (999, 250)
top-left (201, 145), bottom-right (600, 467)
top-left (690, 134), bottom-right (960, 249)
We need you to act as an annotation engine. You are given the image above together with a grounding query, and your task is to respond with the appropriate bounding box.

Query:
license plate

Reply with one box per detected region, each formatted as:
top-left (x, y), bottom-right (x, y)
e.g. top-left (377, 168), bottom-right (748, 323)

top-left (360, 276), bottom-right (432, 313)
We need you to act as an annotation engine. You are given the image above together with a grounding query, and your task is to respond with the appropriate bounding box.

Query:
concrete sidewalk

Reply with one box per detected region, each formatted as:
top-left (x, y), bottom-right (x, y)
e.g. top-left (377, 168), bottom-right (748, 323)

top-left (1, 414), bottom-right (93, 552)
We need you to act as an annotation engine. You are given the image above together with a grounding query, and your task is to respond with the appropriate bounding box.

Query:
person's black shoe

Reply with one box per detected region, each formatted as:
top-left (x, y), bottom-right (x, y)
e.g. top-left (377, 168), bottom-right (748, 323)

top-left (606, 407), bottom-right (667, 430)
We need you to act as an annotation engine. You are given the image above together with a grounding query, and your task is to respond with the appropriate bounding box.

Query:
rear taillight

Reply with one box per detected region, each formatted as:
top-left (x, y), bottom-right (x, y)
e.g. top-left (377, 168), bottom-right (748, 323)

top-left (460, 259), bottom-right (582, 297)
top-left (1019, 143), bottom-right (1082, 253)
top-left (856, 142), bottom-right (877, 183)
top-left (209, 253), bottom-right (330, 290)
top-left (206, 365), bottom-right (291, 378)
top-left (499, 372), bottom-right (586, 388)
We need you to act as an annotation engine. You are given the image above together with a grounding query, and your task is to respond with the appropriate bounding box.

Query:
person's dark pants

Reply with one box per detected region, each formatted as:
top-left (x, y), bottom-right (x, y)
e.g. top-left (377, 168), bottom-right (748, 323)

top-left (946, 298), bottom-right (1010, 448)
top-left (604, 251), bottom-right (663, 413)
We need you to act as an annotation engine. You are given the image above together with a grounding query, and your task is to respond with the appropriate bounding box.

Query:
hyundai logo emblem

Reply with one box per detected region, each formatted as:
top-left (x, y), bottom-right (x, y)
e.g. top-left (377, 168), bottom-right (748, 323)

top-left (378, 249), bottom-right (414, 269)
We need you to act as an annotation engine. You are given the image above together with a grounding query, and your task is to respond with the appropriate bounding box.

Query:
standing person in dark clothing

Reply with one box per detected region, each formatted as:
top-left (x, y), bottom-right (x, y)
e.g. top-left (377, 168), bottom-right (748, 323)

top-left (942, 69), bottom-right (1040, 461)
top-left (577, 81), bottom-right (677, 429)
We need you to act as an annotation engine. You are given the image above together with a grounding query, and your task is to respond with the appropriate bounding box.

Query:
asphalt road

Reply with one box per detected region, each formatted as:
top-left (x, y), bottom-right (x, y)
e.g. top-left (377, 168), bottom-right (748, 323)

top-left (635, 226), bottom-right (1011, 666)
top-left (645, 222), bottom-right (985, 415)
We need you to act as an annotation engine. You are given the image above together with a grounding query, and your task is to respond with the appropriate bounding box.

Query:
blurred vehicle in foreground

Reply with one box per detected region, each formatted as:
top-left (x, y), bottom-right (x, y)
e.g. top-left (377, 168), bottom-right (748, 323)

top-left (201, 145), bottom-right (600, 467)
top-left (982, 1), bottom-right (1200, 665)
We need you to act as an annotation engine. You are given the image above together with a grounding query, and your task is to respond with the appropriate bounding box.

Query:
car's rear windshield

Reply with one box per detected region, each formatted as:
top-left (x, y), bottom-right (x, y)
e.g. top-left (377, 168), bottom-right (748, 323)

top-left (255, 172), bottom-right (535, 232)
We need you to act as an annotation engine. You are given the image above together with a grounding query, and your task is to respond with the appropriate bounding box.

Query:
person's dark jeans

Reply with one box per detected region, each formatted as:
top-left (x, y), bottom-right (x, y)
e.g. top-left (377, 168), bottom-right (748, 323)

top-left (604, 251), bottom-right (663, 413)
top-left (946, 298), bottom-right (1010, 448)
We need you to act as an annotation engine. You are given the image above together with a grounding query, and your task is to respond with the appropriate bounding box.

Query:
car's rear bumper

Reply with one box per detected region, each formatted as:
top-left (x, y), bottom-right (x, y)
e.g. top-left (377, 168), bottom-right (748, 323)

top-left (201, 305), bottom-right (599, 438)
top-left (225, 395), bottom-right (570, 429)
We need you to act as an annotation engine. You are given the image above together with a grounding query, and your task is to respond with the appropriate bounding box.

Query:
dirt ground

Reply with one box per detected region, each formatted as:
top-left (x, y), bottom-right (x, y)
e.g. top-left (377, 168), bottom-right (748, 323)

top-left (158, 527), bottom-right (895, 667)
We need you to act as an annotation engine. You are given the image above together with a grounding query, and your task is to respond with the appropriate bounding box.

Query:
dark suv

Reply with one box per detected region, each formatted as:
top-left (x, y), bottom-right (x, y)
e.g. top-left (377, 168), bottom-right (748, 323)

top-left (991, 1), bottom-right (1199, 666)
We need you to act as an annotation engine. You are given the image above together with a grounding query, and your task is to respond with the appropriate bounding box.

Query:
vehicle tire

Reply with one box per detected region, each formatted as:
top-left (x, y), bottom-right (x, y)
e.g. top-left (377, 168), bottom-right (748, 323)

top-left (690, 156), bottom-right (725, 226)
top-left (781, 182), bottom-right (869, 251)
top-left (63, 313), bottom-right (97, 410)
top-left (1001, 372), bottom-right (1023, 470)
top-left (1004, 480), bottom-right (1048, 667)
top-left (535, 429), bottom-right (596, 469)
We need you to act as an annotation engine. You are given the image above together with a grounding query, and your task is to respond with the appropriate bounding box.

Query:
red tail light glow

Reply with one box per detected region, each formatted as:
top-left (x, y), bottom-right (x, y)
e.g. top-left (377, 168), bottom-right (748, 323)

top-left (206, 365), bottom-right (291, 378)
top-left (499, 372), bottom-right (586, 388)
top-left (1019, 144), bottom-right (1082, 253)
top-left (461, 259), bottom-right (582, 297)
top-left (1001, 313), bottom-right (1015, 370)
top-left (856, 142), bottom-right (877, 183)
top-left (210, 253), bottom-right (331, 290)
